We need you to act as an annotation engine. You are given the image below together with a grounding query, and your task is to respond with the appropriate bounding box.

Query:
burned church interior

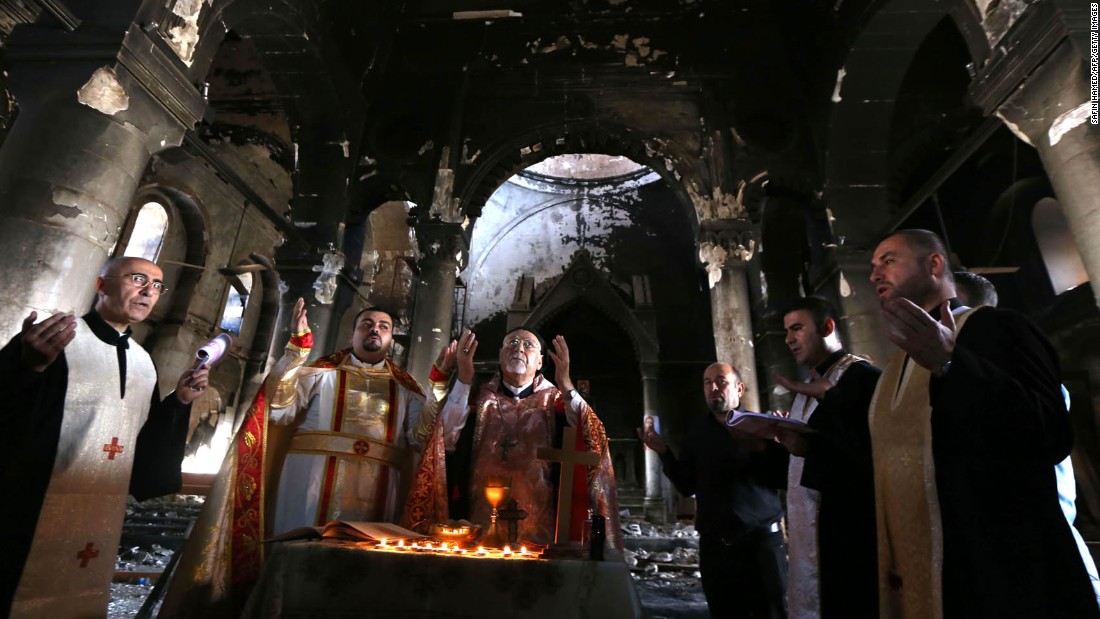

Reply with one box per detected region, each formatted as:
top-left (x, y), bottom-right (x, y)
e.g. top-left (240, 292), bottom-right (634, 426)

top-left (0, 0), bottom-right (1098, 615)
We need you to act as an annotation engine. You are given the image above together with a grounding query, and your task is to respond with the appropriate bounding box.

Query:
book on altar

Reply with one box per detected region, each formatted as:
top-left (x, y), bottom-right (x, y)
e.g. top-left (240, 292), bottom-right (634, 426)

top-left (726, 411), bottom-right (815, 438)
top-left (266, 521), bottom-right (428, 544)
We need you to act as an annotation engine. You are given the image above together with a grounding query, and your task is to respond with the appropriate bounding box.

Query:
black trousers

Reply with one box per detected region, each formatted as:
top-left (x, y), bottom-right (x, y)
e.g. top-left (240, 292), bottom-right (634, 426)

top-left (699, 528), bottom-right (788, 619)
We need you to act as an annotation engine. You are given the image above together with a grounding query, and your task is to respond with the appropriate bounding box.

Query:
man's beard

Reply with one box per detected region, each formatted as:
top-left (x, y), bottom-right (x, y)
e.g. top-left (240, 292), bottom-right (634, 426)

top-left (886, 272), bottom-right (938, 308)
top-left (707, 398), bottom-right (727, 414)
top-left (364, 338), bottom-right (383, 352)
top-left (503, 358), bottom-right (527, 374)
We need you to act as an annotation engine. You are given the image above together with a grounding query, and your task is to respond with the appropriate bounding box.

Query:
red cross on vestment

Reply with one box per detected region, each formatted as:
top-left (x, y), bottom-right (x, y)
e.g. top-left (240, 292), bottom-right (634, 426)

top-left (103, 437), bottom-right (124, 460)
top-left (76, 542), bottom-right (99, 568)
top-left (353, 439), bottom-right (370, 456)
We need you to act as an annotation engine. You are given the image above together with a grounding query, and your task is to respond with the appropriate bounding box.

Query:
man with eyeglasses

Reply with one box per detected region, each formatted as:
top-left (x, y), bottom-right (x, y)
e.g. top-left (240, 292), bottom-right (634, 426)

top-left (0, 256), bottom-right (209, 617)
top-left (406, 327), bottom-right (620, 549)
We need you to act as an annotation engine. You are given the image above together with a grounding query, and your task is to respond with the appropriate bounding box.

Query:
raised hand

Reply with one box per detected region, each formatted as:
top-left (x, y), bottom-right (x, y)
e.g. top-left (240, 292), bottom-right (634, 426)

top-left (882, 298), bottom-right (955, 374)
top-left (291, 297), bottom-right (309, 334)
top-left (636, 425), bottom-right (668, 455)
top-left (773, 370), bottom-right (834, 400)
top-left (455, 329), bottom-right (478, 385)
top-left (175, 358), bottom-right (211, 404)
top-left (546, 335), bottom-right (574, 393)
top-left (21, 311), bottom-right (77, 372)
top-left (435, 339), bottom-right (458, 374)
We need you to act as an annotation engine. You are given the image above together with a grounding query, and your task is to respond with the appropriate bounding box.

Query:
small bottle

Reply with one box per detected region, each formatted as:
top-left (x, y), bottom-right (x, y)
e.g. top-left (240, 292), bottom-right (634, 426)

top-left (581, 509), bottom-right (594, 547)
top-left (589, 514), bottom-right (606, 561)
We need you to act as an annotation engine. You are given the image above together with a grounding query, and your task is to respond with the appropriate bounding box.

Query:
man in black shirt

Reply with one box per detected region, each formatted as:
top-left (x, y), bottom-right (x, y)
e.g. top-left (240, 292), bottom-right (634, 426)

top-left (640, 362), bottom-right (788, 618)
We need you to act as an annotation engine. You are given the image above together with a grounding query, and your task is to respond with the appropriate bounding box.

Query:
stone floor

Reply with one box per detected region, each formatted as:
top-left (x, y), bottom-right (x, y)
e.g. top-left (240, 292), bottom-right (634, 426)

top-left (109, 500), bottom-right (711, 618)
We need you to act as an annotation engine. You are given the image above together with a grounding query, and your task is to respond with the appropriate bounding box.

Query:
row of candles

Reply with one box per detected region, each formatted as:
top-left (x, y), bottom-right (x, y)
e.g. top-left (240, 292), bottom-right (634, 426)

top-left (373, 538), bottom-right (538, 560)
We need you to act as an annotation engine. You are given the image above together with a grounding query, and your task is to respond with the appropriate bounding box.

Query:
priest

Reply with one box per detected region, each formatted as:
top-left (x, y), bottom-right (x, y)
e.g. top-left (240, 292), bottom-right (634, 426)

top-left (403, 328), bottom-right (621, 550)
top-left (160, 299), bottom-right (456, 617)
top-left (772, 296), bottom-right (881, 619)
top-left (0, 256), bottom-right (208, 617)
top-left (867, 229), bottom-right (1098, 618)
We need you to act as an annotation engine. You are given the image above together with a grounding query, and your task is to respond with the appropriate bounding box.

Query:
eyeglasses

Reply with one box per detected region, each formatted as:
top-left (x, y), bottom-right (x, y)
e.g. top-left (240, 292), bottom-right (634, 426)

top-left (503, 336), bottom-right (539, 352)
top-left (104, 272), bottom-right (168, 294)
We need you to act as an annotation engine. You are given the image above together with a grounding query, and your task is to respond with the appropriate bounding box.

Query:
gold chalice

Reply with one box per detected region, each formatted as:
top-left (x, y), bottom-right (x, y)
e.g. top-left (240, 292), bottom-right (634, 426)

top-left (481, 476), bottom-right (511, 548)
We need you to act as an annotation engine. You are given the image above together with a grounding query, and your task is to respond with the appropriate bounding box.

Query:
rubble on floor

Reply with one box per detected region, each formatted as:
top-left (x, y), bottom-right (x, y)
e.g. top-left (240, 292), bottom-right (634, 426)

top-left (109, 495), bottom-right (204, 619)
top-left (621, 514), bottom-right (709, 619)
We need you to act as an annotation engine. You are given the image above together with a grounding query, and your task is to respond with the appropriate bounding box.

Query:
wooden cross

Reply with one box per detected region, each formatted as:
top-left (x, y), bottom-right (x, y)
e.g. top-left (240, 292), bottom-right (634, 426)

top-left (102, 437), bottom-right (124, 460)
top-left (76, 542), bottom-right (99, 568)
top-left (499, 437), bottom-right (518, 461)
top-left (536, 426), bottom-right (599, 544)
top-left (497, 498), bottom-right (527, 545)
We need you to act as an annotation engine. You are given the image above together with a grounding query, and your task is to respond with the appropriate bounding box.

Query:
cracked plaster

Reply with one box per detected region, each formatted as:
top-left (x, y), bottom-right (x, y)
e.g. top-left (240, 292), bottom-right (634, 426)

top-left (76, 67), bottom-right (129, 116)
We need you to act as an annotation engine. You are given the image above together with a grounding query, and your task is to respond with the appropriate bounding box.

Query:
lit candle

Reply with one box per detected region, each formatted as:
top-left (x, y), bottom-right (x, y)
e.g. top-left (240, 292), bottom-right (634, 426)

top-left (379, 538), bottom-right (387, 547)
top-left (520, 547), bottom-right (529, 556)
top-left (397, 540), bottom-right (405, 549)
top-left (477, 546), bottom-right (488, 556)
top-left (502, 545), bottom-right (513, 557)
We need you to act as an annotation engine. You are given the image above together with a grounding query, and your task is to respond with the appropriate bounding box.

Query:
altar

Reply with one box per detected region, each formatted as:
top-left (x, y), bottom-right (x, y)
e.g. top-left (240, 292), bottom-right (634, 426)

top-left (242, 539), bottom-right (643, 618)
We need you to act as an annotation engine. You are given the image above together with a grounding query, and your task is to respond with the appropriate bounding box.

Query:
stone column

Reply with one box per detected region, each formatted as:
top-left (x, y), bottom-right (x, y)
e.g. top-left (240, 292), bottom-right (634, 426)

top-left (640, 361), bottom-right (665, 522)
top-left (830, 246), bottom-right (893, 367)
top-left (0, 25), bottom-right (203, 339)
top-left (699, 219), bottom-right (761, 412)
top-left (996, 39), bottom-right (1100, 309)
top-left (272, 250), bottom-right (359, 361)
top-left (406, 221), bottom-right (468, 385)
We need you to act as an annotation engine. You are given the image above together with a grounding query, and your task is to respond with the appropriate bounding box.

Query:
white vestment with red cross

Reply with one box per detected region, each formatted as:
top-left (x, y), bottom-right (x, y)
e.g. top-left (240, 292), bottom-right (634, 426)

top-left (10, 319), bottom-right (156, 617)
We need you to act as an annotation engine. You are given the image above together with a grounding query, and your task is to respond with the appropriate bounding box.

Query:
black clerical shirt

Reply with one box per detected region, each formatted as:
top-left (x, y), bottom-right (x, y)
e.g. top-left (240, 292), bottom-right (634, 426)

top-left (82, 309), bottom-right (132, 398)
top-left (658, 410), bottom-right (787, 539)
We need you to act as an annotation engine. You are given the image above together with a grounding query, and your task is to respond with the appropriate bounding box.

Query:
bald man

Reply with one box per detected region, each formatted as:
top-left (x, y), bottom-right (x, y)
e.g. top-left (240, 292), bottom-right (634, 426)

top-left (0, 256), bottom-right (209, 617)
top-left (641, 362), bottom-right (789, 619)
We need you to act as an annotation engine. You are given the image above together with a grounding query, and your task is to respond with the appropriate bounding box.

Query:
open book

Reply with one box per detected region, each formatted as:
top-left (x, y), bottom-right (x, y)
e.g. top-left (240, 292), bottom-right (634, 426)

top-left (267, 521), bottom-right (428, 544)
top-left (727, 411), bottom-right (815, 438)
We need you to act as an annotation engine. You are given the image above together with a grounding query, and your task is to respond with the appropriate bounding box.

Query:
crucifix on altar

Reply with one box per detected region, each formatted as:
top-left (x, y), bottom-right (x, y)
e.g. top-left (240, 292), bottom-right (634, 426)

top-left (536, 425), bottom-right (600, 545)
top-left (497, 498), bottom-right (527, 545)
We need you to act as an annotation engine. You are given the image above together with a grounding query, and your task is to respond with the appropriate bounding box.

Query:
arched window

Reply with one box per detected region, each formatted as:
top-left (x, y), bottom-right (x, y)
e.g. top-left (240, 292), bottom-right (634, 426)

top-left (219, 272), bottom-right (252, 334)
top-left (123, 201), bottom-right (170, 261)
top-left (1032, 197), bottom-right (1089, 294)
